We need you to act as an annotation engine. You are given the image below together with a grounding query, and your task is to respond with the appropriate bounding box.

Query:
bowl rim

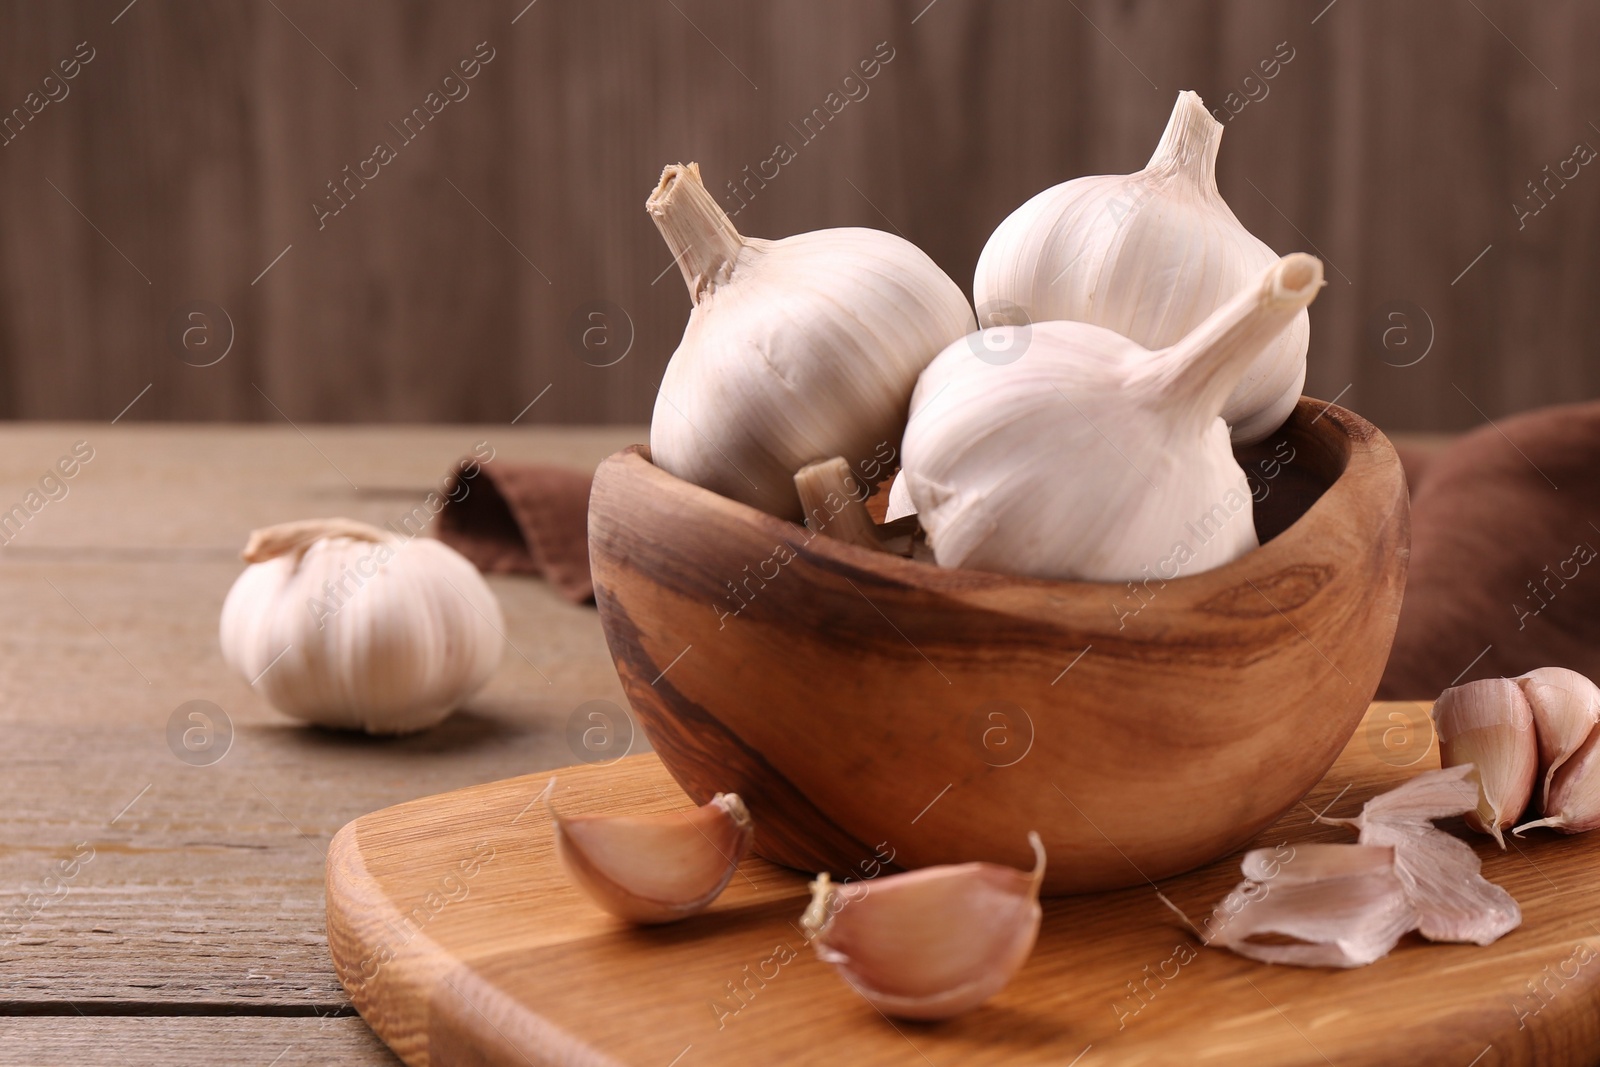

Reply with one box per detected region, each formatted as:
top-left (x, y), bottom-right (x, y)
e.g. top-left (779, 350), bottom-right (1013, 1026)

top-left (596, 396), bottom-right (1405, 609)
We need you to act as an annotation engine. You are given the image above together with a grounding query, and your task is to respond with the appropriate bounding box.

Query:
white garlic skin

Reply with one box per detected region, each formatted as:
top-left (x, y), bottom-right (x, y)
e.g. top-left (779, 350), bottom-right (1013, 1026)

top-left (902, 254), bottom-right (1322, 582)
top-left (648, 163), bottom-right (976, 520)
top-left (973, 90), bottom-right (1307, 445)
top-left (220, 533), bottom-right (504, 735)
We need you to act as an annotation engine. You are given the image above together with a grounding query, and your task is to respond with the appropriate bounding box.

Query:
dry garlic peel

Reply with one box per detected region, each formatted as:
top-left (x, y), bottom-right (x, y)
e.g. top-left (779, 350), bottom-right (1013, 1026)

top-left (552, 792), bottom-right (753, 924)
top-left (1326, 765), bottom-right (1521, 946)
top-left (1208, 844), bottom-right (1412, 969)
top-left (802, 832), bottom-right (1044, 1019)
top-left (901, 253), bottom-right (1322, 581)
top-left (647, 163), bottom-right (975, 521)
top-left (1516, 666), bottom-right (1600, 810)
top-left (219, 518), bottom-right (503, 735)
top-left (973, 90), bottom-right (1308, 444)
top-left (1431, 678), bottom-right (1538, 846)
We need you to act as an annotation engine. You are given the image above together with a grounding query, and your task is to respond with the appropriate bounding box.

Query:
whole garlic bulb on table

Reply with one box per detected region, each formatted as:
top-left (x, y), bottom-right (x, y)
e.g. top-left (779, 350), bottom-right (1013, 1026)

top-left (901, 253), bottom-right (1323, 582)
top-left (973, 90), bottom-right (1308, 444)
top-left (219, 518), bottom-right (504, 735)
top-left (647, 162), bottom-right (975, 520)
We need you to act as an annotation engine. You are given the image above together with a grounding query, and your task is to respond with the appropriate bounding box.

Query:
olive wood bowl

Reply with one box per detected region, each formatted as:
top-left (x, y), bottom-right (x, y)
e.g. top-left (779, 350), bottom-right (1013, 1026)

top-left (588, 398), bottom-right (1409, 894)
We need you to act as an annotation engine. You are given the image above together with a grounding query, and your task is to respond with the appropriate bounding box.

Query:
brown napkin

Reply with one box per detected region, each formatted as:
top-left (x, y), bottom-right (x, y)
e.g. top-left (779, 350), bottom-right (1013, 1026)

top-left (1379, 401), bottom-right (1600, 699)
top-left (437, 462), bottom-right (595, 604)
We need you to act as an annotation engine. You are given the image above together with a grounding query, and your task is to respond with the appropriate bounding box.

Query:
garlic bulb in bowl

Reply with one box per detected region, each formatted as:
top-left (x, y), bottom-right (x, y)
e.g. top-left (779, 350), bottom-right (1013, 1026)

top-left (219, 518), bottom-right (504, 735)
top-left (973, 90), bottom-right (1307, 444)
top-left (648, 162), bottom-right (975, 520)
top-left (902, 253), bottom-right (1323, 582)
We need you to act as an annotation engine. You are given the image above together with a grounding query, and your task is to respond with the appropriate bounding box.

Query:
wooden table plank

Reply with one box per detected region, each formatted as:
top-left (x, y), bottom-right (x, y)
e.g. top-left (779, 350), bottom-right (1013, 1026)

top-left (0, 1017), bottom-right (398, 1066)
top-left (0, 425), bottom-right (641, 1041)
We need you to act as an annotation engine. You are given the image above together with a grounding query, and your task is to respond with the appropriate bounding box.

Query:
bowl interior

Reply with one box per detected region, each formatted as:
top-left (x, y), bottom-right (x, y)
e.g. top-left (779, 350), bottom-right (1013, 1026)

top-left (1235, 411), bottom-right (1347, 545)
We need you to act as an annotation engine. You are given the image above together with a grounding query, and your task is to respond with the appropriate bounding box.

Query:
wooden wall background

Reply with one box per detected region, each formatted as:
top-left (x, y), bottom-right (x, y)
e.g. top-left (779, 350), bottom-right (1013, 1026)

top-left (0, 0), bottom-right (1594, 430)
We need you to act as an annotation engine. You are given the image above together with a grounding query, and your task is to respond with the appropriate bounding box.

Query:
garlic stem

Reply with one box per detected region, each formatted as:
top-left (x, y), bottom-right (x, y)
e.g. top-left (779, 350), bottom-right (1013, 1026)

top-left (794, 457), bottom-right (913, 556)
top-left (241, 518), bottom-right (390, 563)
top-left (1153, 252), bottom-right (1323, 429)
top-left (1145, 89), bottom-right (1222, 187)
top-left (646, 163), bottom-right (746, 305)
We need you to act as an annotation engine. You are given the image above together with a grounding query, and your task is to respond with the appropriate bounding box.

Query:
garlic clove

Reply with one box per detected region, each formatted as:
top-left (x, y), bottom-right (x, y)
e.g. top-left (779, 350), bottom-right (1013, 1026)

top-left (1430, 678), bottom-right (1538, 846)
top-left (901, 253), bottom-right (1322, 582)
top-left (647, 163), bottom-right (975, 520)
top-left (973, 90), bottom-right (1308, 444)
top-left (1515, 666), bottom-right (1600, 810)
top-left (802, 832), bottom-right (1044, 1020)
top-left (1326, 765), bottom-right (1521, 945)
top-left (1209, 844), bottom-right (1413, 968)
top-left (551, 791), bottom-right (753, 924)
top-left (1517, 724), bottom-right (1600, 834)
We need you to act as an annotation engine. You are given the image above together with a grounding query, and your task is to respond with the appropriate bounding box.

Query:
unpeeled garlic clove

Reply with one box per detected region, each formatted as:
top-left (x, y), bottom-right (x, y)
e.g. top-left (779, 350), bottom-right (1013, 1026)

top-left (1518, 722), bottom-right (1600, 834)
top-left (801, 833), bottom-right (1044, 1020)
top-left (551, 791), bottom-right (753, 924)
top-left (1515, 666), bottom-right (1600, 811)
top-left (1430, 678), bottom-right (1538, 846)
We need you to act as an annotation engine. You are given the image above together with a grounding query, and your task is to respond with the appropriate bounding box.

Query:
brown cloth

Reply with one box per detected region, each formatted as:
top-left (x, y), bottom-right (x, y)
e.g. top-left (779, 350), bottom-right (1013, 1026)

top-left (437, 461), bottom-right (595, 604)
top-left (1379, 400), bottom-right (1600, 699)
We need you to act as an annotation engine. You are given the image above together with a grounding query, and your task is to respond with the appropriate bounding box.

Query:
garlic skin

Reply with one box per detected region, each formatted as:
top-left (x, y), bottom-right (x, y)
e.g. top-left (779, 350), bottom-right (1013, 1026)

top-left (552, 792), bottom-right (753, 924)
top-left (1515, 666), bottom-right (1600, 810)
top-left (973, 90), bottom-right (1308, 445)
top-left (1325, 765), bottom-right (1521, 946)
top-left (801, 833), bottom-right (1044, 1020)
top-left (1431, 678), bottom-right (1538, 846)
top-left (1208, 844), bottom-right (1413, 969)
top-left (901, 253), bottom-right (1322, 581)
top-left (648, 163), bottom-right (976, 520)
top-left (219, 519), bottom-right (503, 735)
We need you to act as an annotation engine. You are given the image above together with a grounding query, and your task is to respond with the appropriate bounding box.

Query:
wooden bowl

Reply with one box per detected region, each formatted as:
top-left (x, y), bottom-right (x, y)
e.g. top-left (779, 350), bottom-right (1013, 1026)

top-left (588, 398), bottom-right (1409, 894)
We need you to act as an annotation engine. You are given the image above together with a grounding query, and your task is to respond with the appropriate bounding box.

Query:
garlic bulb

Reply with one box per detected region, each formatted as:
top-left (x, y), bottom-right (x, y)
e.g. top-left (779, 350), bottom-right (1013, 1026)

top-left (901, 253), bottom-right (1322, 581)
top-left (552, 791), bottom-right (753, 923)
top-left (219, 518), bottom-right (504, 735)
top-left (801, 833), bottom-right (1044, 1019)
top-left (648, 163), bottom-right (975, 520)
top-left (1431, 678), bottom-right (1538, 846)
top-left (973, 90), bottom-right (1308, 444)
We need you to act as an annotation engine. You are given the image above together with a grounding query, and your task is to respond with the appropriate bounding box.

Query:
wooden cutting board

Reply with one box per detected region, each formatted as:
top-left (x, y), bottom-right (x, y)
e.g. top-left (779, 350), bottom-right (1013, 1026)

top-left (327, 702), bottom-right (1600, 1067)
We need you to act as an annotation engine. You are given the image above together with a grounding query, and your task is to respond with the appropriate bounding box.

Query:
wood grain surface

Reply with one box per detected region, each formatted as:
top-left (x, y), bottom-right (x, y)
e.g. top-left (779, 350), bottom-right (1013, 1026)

top-left (327, 702), bottom-right (1600, 1067)
top-left (588, 400), bottom-right (1410, 893)
top-left (0, 1), bottom-right (1595, 430)
top-left (0, 422), bottom-right (642, 1064)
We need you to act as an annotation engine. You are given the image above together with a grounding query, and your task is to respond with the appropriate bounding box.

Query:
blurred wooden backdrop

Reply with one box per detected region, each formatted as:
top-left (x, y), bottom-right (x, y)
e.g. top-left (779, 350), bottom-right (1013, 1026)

top-left (0, 0), bottom-right (1594, 430)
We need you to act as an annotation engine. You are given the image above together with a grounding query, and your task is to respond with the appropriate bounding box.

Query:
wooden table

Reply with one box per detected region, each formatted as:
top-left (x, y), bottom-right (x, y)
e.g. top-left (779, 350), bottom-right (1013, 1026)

top-left (0, 423), bottom-right (642, 1064)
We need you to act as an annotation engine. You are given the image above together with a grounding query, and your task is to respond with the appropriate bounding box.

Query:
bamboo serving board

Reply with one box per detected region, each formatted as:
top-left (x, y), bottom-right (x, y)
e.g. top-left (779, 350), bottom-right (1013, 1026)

top-left (327, 703), bottom-right (1600, 1067)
